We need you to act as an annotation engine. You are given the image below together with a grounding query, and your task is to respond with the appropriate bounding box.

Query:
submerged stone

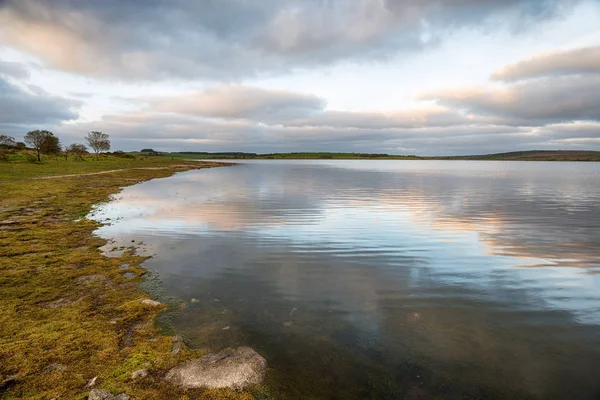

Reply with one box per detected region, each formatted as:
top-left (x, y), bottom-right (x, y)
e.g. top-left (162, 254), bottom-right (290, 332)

top-left (165, 346), bottom-right (267, 390)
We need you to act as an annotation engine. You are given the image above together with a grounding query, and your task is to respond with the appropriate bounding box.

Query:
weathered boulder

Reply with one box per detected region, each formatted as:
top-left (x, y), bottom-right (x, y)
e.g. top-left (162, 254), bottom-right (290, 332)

top-left (131, 369), bottom-right (148, 380)
top-left (165, 347), bottom-right (267, 390)
top-left (88, 389), bottom-right (130, 400)
top-left (140, 299), bottom-right (162, 307)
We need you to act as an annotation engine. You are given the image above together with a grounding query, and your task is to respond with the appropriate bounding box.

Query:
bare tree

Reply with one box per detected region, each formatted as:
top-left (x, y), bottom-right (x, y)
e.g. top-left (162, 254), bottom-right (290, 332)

top-left (0, 135), bottom-right (16, 161)
top-left (24, 130), bottom-right (56, 162)
top-left (66, 143), bottom-right (87, 161)
top-left (0, 135), bottom-right (16, 148)
top-left (85, 131), bottom-right (110, 159)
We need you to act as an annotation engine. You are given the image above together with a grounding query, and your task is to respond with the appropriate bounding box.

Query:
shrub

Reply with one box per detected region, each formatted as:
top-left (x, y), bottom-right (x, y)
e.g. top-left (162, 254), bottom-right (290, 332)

top-left (113, 150), bottom-right (135, 159)
top-left (25, 152), bottom-right (39, 163)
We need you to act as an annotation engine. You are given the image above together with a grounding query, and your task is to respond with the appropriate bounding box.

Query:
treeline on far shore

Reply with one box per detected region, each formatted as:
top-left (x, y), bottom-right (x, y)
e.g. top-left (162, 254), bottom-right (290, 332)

top-left (133, 149), bottom-right (419, 160)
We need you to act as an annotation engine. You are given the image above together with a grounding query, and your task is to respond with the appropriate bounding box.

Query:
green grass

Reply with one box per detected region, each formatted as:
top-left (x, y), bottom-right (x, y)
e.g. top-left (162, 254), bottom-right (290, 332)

top-left (0, 153), bottom-right (271, 399)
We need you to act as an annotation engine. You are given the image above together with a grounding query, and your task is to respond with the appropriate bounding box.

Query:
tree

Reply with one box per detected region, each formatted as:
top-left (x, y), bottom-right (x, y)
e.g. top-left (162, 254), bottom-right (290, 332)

top-left (0, 135), bottom-right (16, 161)
top-left (41, 135), bottom-right (61, 156)
top-left (66, 143), bottom-right (87, 161)
top-left (0, 135), bottom-right (16, 148)
top-left (85, 131), bottom-right (110, 159)
top-left (24, 130), bottom-right (57, 162)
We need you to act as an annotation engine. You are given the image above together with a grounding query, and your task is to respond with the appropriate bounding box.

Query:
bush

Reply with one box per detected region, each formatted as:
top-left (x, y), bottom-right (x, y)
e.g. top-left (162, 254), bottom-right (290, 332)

top-left (113, 151), bottom-right (135, 159)
top-left (25, 153), bottom-right (39, 163)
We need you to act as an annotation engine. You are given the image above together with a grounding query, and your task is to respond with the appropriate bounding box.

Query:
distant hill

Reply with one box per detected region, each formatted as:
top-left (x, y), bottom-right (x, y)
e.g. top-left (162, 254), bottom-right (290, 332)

top-left (430, 150), bottom-right (600, 161)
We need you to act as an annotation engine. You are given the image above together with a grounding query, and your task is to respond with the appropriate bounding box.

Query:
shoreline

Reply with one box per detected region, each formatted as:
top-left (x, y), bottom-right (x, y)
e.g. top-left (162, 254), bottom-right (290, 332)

top-left (0, 158), bottom-right (269, 399)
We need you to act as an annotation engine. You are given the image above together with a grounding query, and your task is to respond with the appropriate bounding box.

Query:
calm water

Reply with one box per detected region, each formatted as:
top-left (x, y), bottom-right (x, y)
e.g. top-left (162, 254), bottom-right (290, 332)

top-left (91, 160), bottom-right (600, 399)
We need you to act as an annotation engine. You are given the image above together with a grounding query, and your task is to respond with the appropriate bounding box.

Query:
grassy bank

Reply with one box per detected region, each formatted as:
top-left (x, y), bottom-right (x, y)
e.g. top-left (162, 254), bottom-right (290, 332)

top-left (129, 150), bottom-right (600, 161)
top-left (0, 155), bottom-right (268, 399)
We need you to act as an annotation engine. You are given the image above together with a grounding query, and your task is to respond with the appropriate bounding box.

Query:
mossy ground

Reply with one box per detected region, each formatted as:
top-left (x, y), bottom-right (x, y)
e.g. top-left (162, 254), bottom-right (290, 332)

top-left (0, 154), bottom-right (268, 399)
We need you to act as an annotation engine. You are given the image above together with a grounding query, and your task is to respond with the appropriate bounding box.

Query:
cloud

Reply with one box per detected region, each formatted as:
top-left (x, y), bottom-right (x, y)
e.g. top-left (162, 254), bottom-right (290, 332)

top-left (151, 85), bottom-right (325, 122)
top-left (421, 75), bottom-right (600, 125)
top-left (0, 75), bottom-right (80, 131)
top-left (283, 108), bottom-right (473, 129)
top-left (0, 0), bottom-right (577, 80)
top-left (0, 60), bottom-right (30, 79)
top-left (52, 110), bottom-right (551, 156)
top-left (47, 74), bottom-right (597, 155)
top-left (148, 85), bottom-right (475, 128)
top-left (492, 45), bottom-right (600, 81)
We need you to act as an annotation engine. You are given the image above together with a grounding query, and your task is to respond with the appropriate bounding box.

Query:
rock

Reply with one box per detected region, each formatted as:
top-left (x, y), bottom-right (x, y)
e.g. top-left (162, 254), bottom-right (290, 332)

top-left (172, 335), bottom-right (183, 343)
top-left (131, 369), bottom-right (148, 380)
top-left (171, 341), bottom-right (184, 355)
top-left (88, 389), bottom-right (130, 400)
top-left (222, 326), bottom-right (230, 330)
top-left (140, 299), bottom-right (162, 307)
top-left (85, 376), bottom-right (98, 388)
top-left (282, 321), bottom-right (293, 327)
top-left (165, 346), bottom-right (267, 390)
top-left (119, 264), bottom-right (130, 270)
top-left (190, 298), bottom-right (199, 303)
top-left (407, 312), bottom-right (422, 322)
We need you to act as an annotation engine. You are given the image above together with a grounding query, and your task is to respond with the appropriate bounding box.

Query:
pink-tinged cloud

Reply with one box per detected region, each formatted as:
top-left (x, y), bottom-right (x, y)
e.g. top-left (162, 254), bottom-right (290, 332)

top-left (492, 45), bottom-right (600, 81)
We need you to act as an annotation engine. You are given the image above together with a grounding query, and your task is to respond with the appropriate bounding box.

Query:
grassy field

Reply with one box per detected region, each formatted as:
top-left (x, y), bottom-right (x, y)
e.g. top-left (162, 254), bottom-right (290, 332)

top-left (0, 153), bottom-right (272, 399)
top-left (129, 150), bottom-right (600, 161)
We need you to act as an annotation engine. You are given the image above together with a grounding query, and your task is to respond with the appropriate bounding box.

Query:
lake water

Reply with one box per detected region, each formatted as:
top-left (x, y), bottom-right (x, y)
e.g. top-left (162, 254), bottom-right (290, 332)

top-left (91, 160), bottom-right (600, 399)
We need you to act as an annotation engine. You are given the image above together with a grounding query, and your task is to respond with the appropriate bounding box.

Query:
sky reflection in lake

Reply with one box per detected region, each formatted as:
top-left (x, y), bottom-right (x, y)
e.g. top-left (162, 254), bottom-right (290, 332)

top-left (91, 160), bottom-right (600, 399)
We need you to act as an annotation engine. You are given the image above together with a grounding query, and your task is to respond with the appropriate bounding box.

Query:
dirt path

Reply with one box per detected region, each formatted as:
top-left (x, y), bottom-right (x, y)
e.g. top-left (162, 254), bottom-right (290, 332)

top-left (35, 165), bottom-right (203, 179)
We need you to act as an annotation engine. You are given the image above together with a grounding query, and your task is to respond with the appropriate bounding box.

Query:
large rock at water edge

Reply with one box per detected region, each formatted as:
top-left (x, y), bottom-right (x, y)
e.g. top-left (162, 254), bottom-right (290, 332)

top-left (165, 346), bottom-right (267, 390)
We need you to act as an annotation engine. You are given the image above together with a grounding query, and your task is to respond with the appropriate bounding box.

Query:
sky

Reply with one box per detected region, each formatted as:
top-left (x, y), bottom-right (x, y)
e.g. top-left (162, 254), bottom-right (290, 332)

top-left (1, 0), bottom-right (600, 155)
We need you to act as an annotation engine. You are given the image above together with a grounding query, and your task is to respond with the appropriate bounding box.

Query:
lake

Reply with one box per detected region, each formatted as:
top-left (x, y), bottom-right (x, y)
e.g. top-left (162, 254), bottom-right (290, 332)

top-left (91, 160), bottom-right (600, 399)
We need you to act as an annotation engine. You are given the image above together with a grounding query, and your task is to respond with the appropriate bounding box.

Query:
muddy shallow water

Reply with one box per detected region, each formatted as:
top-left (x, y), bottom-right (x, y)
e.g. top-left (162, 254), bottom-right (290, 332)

top-left (91, 160), bottom-right (600, 399)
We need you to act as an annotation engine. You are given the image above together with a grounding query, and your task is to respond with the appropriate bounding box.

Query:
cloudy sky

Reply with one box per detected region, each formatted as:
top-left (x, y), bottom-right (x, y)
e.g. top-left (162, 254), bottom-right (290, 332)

top-left (1, 0), bottom-right (599, 155)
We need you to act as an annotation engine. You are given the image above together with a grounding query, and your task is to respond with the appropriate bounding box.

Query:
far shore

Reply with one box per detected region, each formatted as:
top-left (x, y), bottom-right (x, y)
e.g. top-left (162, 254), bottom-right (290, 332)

top-left (132, 150), bottom-right (600, 162)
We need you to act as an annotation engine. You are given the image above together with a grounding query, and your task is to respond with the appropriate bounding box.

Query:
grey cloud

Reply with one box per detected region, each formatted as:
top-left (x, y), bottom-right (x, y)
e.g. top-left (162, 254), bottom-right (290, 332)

top-left (0, 0), bottom-right (578, 80)
top-left (0, 77), bottom-right (80, 130)
top-left (492, 45), bottom-right (600, 81)
top-left (55, 109), bottom-right (598, 156)
top-left (422, 75), bottom-right (600, 125)
top-left (151, 85), bottom-right (325, 122)
top-left (536, 121), bottom-right (600, 140)
top-left (0, 60), bottom-right (30, 79)
top-left (148, 86), bottom-right (475, 128)
top-left (283, 109), bottom-right (472, 129)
